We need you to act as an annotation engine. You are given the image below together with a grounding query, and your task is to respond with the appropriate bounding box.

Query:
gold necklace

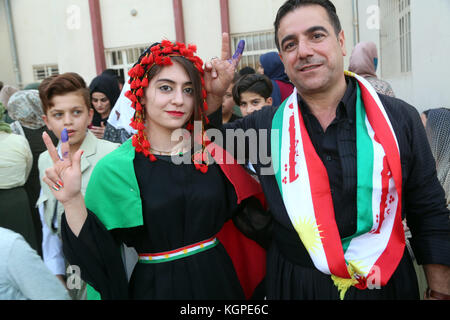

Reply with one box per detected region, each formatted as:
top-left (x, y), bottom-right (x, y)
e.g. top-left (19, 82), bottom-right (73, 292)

top-left (149, 145), bottom-right (187, 156)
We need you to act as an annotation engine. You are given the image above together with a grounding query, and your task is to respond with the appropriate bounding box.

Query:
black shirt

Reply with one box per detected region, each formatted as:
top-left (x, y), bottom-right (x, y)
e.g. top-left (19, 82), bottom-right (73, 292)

top-left (223, 76), bottom-right (450, 271)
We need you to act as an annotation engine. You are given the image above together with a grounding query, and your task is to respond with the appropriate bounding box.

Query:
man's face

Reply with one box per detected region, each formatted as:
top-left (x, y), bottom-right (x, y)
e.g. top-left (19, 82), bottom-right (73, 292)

top-left (277, 5), bottom-right (347, 95)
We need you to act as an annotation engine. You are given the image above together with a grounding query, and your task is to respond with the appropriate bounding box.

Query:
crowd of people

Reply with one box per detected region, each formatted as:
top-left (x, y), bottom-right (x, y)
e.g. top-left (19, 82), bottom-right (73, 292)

top-left (0, 0), bottom-right (448, 301)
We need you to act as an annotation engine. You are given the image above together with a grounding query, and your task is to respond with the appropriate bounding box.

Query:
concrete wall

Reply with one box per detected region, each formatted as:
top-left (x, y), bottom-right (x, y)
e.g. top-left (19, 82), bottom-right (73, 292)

top-left (382, 0), bottom-right (450, 112)
top-left (0, 0), bottom-right (16, 88)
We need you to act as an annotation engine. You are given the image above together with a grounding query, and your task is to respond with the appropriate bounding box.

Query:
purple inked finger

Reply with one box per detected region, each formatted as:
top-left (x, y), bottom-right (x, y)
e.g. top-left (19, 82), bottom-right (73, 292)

top-left (228, 40), bottom-right (245, 63)
top-left (60, 128), bottom-right (70, 161)
top-left (61, 128), bottom-right (69, 143)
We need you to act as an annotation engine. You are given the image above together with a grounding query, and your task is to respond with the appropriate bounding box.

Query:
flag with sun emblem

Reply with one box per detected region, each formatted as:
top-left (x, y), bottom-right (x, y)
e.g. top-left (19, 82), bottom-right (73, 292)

top-left (271, 71), bottom-right (405, 300)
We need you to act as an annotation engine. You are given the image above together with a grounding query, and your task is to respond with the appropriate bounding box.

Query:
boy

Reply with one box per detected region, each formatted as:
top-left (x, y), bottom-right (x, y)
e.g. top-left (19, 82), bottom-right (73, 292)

top-left (37, 73), bottom-right (119, 299)
top-left (232, 73), bottom-right (273, 117)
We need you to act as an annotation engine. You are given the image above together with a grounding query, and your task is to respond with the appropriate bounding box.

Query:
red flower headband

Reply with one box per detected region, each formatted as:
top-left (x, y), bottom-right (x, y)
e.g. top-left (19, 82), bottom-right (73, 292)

top-left (125, 40), bottom-right (209, 165)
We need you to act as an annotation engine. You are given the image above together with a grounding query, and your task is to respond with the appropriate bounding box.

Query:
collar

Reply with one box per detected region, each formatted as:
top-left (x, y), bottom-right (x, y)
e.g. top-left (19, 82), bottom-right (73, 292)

top-left (298, 75), bottom-right (357, 124)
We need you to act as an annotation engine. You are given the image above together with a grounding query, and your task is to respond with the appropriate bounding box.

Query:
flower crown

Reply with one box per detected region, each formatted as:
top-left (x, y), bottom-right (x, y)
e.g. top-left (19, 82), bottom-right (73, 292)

top-left (125, 40), bottom-right (209, 163)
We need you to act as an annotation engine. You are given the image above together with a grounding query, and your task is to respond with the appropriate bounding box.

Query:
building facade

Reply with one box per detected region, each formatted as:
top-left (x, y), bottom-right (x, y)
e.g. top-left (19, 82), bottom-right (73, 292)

top-left (1, 0), bottom-right (447, 111)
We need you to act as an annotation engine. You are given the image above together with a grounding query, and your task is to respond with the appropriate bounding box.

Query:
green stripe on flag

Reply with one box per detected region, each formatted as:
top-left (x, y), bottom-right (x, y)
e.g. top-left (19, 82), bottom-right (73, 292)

top-left (272, 101), bottom-right (288, 197)
top-left (342, 83), bottom-right (375, 253)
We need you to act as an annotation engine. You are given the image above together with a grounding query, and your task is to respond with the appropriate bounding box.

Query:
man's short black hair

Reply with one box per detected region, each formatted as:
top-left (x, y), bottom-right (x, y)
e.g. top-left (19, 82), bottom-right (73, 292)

top-left (274, 0), bottom-right (342, 51)
top-left (232, 74), bottom-right (273, 105)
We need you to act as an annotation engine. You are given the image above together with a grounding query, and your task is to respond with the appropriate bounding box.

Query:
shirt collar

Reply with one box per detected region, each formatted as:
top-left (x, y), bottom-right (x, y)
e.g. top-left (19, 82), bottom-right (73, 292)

top-left (297, 75), bottom-right (357, 123)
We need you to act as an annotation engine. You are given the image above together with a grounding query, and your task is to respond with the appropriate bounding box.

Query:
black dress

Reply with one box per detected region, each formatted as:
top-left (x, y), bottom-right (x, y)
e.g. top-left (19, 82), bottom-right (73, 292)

top-left (61, 152), bottom-right (255, 300)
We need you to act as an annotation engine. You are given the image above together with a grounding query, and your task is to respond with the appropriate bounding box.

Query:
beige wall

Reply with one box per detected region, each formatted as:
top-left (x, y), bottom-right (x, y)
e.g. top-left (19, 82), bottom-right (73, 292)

top-left (182, 0), bottom-right (222, 61)
top-left (1, 0), bottom-right (361, 88)
top-left (100, 0), bottom-right (175, 49)
top-left (0, 1), bottom-right (16, 88)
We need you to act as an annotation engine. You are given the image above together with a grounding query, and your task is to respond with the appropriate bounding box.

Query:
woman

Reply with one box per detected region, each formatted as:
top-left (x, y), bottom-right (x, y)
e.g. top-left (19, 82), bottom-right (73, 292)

top-left (42, 38), bottom-right (268, 300)
top-left (0, 103), bottom-right (37, 252)
top-left (88, 74), bottom-right (121, 139)
top-left (348, 42), bottom-right (395, 97)
top-left (7, 90), bottom-right (58, 257)
top-left (423, 108), bottom-right (450, 206)
top-left (257, 52), bottom-right (293, 107)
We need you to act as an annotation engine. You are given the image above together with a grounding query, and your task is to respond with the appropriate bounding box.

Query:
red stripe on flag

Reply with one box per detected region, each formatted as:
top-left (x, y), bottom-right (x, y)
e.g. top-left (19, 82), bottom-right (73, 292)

top-left (297, 111), bottom-right (349, 279)
top-left (358, 80), bottom-right (404, 286)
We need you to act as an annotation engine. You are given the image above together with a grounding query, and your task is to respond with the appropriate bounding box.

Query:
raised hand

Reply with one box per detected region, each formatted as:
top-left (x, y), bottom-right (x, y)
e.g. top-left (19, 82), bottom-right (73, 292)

top-left (42, 128), bottom-right (83, 205)
top-left (204, 33), bottom-right (245, 113)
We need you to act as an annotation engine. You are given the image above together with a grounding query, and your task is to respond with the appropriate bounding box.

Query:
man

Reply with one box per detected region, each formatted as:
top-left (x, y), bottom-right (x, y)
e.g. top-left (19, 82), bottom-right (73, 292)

top-left (216, 0), bottom-right (449, 300)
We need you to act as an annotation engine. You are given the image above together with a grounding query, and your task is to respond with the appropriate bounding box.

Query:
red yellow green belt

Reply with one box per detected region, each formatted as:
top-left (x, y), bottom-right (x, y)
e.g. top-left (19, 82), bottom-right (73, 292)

top-left (138, 237), bottom-right (218, 264)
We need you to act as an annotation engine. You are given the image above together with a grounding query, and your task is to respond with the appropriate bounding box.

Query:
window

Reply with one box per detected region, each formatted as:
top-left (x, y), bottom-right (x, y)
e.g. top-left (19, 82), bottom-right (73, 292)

top-left (105, 45), bottom-right (150, 81)
top-left (379, 0), bottom-right (411, 76)
top-left (399, 0), bottom-right (411, 73)
top-left (231, 30), bottom-right (277, 70)
top-left (33, 64), bottom-right (59, 81)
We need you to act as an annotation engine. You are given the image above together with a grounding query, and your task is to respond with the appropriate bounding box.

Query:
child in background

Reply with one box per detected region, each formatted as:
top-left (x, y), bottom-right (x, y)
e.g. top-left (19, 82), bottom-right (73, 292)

top-left (232, 74), bottom-right (273, 117)
top-left (37, 73), bottom-right (119, 299)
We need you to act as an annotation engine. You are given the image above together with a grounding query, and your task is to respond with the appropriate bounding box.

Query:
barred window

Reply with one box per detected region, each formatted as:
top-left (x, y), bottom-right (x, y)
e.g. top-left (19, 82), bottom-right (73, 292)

top-left (105, 45), bottom-right (150, 81)
top-left (399, 0), bottom-right (411, 73)
top-left (231, 30), bottom-right (277, 71)
top-left (380, 0), bottom-right (411, 77)
top-left (33, 64), bottom-right (59, 81)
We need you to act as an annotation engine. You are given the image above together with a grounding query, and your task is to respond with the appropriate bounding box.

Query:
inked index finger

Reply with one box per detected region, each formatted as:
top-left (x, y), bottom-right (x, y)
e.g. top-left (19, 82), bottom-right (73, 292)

top-left (60, 128), bottom-right (71, 164)
top-left (42, 131), bottom-right (60, 164)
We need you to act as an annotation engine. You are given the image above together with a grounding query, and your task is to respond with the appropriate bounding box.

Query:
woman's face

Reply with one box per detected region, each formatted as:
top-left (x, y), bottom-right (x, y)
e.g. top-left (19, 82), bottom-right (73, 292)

top-left (143, 61), bottom-right (195, 134)
top-left (91, 92), bottom-right (111, 118)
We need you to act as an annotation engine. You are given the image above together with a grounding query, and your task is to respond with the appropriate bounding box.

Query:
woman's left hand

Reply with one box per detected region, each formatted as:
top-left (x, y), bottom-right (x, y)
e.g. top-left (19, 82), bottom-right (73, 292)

top-left (89, 122), bottom-right (105, 139)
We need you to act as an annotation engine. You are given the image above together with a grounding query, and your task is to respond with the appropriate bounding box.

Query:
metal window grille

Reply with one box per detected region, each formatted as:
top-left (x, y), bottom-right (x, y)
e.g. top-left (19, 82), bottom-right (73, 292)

top-left (231, 30), bottom-right (277, 70)
top-left (105, 45), bottom-right (150, 81)
top-left (380, 0), bottom-right (411, 77)
top-left (33, 64), bottom-right (59, 81)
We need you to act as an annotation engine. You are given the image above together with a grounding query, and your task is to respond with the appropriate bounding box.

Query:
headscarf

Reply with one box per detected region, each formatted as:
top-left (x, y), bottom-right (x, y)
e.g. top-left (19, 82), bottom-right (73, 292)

top-left (348, 42), bottom-right (378, 78)
top-left (0, 103), bottom-right (12, 133)
top-left (89, 74), bottom-right (121, 126)
top-left (0, 85), bottom-right (18, 107)
top-left (6, 90), bottom-right (46, 130)
top-left (425, 108), bottom-right (450, 205)
top-left (259, 52), bottom-right (290, 83)
top-left (259, 52), bottom-right (293, 106)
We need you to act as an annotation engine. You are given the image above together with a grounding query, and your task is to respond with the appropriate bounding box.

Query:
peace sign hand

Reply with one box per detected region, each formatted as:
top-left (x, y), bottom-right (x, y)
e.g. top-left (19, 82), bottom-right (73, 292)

top-left (42, 128), bottom-right (83, 205)
top-left (204, 33), bottom-right (245, 114)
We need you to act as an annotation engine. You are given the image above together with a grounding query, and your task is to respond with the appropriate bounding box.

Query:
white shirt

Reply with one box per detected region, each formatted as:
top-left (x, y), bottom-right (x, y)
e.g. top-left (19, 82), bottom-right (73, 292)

top-left (0, 132), bottom-right (32, 189)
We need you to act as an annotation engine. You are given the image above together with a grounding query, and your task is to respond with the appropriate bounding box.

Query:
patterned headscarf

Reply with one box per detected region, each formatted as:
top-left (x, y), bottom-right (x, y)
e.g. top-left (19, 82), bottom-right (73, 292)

top-left (426, 108), bottom-right (450, 205)
top-left (7, 90), bottom-right (46, 129)
top-left (0, 103), bottom-right (12, 133)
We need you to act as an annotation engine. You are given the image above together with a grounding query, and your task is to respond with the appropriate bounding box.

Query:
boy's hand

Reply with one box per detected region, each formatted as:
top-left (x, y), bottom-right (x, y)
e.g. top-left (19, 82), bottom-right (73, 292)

top-left (42, 129), bottom-right (83, 205)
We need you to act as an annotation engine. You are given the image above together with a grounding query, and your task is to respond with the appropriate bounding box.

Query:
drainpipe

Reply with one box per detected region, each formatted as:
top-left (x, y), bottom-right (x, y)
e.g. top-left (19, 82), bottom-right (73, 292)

top-left (352, 0), bottom-right (360, 46)
top-left (219, 0), bottom-right (231, 57)
top-left (4, 0), bottom-right (22, 88)
top-left (172, 0), bottom-right (186, 43)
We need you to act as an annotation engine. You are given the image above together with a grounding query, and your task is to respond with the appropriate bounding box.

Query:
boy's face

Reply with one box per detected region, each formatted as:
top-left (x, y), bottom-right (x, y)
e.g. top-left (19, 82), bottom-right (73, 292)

top-left (42, 92), bottom-right (93, 151)
top-left (239, 91), bottom-right (272, 117)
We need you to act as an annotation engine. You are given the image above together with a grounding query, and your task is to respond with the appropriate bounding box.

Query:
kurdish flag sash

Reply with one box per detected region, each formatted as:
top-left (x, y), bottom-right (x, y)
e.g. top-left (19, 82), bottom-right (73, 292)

top-left (271, 71), bottom-right (405, 299)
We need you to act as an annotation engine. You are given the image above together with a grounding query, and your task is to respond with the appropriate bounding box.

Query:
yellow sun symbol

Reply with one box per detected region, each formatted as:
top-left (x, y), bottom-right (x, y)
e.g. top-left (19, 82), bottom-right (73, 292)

top-left (347, 260), bottom-right (369, 278)
top-left (294, 216), bottom-right (323, 255)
